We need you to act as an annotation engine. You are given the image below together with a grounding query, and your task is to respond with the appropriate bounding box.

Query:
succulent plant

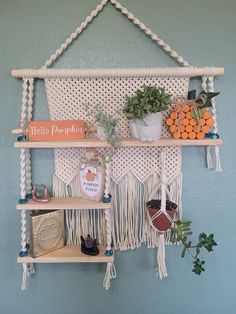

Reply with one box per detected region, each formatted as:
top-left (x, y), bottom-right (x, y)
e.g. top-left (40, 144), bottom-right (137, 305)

top-left (123, 85), bottom-right (172, 120)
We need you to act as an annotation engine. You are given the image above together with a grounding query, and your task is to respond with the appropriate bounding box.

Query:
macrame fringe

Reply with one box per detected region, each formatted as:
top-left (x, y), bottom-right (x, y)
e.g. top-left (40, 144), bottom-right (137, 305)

top-left (53, 173), bottom-right (108, 246)
top-left (156, 233), bottom-right (168, 279)
top-left (103, 262), bottom-right (117, 290)
top-left (112, 172), bottom-right (182, 250)
top-left (53, 171), bottom-right (182, 250)
top-left (206, 146), bottom-right (222, 171)
top-left (21, 263), bottom-right (28, 290)
top-left (21, 262), bottom-right (35, 291)
top-left (215, 146), bottom-right (222, 172)
top-left (206, 146), bottom-right (214, 169)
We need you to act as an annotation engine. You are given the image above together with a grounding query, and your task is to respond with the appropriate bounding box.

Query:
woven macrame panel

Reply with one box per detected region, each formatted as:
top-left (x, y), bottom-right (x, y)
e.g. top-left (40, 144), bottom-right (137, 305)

top-left (45, 76), bottom-right (189, 184)
top-left (45, 75), bottom-right (189, 249)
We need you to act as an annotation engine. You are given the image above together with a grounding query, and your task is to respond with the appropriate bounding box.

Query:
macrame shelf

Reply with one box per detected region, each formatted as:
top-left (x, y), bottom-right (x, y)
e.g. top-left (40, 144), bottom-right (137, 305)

top-left (14, 138), bottom-right (222, 148)
top-left (12, 0), bottom-right (224, 291)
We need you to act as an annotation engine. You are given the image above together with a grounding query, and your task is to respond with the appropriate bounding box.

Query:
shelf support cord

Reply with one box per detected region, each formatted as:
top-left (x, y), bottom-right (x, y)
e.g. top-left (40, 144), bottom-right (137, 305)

top-left (202, 77), bottom-right (214, 169)
top-left (20, 79), bottom-right (35, 290)
top-left (42, 0), bottom-right (191, 69)
top-left (103, 155), bottom-right (116, 290)
top-left (202, 76), bottom-right (221, 171)
top-left (208, 76), bottom-right (222, 172)
top-left (156, 151), bottom-right (172, 279)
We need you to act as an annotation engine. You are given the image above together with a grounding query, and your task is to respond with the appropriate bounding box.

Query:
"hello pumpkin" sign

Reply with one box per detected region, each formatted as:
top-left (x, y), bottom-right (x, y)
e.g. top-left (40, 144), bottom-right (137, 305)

top-left (28, 120), bottom-right (86, 141)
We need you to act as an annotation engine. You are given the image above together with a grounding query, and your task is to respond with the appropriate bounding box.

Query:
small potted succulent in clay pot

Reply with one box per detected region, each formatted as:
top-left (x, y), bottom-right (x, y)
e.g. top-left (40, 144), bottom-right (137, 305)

top-left (123, 85), bottom-right (172, 141)
top-left (146, 199), bottom-right (177, 232)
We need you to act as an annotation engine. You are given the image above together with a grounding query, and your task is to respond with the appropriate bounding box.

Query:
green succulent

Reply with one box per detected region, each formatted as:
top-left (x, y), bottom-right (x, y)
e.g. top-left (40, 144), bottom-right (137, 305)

top-left (123, 85), bottom-right (172, 120)
top-left (171, 220), bottom-right (217, 275)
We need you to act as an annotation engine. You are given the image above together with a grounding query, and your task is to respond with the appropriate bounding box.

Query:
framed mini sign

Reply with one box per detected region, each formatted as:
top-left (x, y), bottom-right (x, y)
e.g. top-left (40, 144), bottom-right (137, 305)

top-left (28, 120), bottom-right (86, 141)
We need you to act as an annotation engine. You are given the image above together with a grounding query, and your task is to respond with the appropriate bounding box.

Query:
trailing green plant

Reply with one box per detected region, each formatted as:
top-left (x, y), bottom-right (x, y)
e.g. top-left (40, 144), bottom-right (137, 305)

top-left (123, 85), bottom-right (172, 120)
top-left (84, 103), bottom-right (121, 148)
top-left (171, 220), bottom-right (217, 275)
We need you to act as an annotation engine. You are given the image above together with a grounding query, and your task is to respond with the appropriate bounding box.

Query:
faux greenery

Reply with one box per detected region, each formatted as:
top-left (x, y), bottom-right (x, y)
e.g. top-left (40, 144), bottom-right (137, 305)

top-left (85, 104), bottom-right (121, 148)
top-left (171, 220), bottom-right (217, 275)
top-left (123, 85), bottom-right (172, 120)
top-left (191, 90), bottom-right (220, 121)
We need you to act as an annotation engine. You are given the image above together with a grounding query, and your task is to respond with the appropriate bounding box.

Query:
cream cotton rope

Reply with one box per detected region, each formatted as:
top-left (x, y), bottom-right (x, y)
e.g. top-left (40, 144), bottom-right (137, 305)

top-left (14, 0), bottom-right (223, 290)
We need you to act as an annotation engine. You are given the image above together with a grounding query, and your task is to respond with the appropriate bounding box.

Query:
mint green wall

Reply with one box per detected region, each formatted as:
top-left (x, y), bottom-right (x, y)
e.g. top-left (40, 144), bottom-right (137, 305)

top-left (1, 0), bottom-right (235, 313)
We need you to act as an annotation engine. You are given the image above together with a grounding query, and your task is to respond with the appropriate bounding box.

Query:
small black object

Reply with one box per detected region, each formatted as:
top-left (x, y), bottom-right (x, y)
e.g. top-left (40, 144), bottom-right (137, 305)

top-left (81, 235), bottom-right (99, 256)
top-left (188, 90), bottom-right (196, 100)
top-left (146, 199), bottom-right (177, 211)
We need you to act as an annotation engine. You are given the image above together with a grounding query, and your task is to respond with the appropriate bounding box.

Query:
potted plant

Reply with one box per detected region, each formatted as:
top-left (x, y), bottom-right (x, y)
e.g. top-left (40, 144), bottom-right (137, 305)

top-left (123, 85), bottom-right (172, 141)
top-left (85, 104), bottom-right (121, 148)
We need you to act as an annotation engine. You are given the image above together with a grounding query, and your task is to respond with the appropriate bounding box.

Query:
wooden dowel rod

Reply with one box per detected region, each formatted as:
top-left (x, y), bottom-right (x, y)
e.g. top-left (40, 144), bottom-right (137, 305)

top-left (11, 67), bottom-right (224, 79)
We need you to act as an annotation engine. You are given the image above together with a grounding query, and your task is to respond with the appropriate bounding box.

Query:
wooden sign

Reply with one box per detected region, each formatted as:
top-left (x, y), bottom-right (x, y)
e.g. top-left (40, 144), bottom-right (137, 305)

top-left (79, 164), bottom-right (105, 201)
top-left (28, 120), bottom-right (85, 141)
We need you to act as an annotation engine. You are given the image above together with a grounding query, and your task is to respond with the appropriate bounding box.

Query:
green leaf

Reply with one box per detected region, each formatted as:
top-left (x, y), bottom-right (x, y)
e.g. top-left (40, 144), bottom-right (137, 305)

top-left (181, 247), bottom-right (187, 258)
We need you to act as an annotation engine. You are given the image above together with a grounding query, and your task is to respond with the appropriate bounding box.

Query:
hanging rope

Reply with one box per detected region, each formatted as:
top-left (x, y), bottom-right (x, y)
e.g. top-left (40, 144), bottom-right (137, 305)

top-left (42, 0), bottom-right (191, 69)
top-left (26, 78), bottom-right (34, 193)
top-left (43, 0), bottom-right (109, 68)
top-left (110, 0), bottom-right (190, 67)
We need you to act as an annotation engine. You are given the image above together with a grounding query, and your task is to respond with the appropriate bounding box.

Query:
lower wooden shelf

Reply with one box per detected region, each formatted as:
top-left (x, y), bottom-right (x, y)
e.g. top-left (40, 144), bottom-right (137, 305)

top-left (17, 245), bottom-right (114, 263)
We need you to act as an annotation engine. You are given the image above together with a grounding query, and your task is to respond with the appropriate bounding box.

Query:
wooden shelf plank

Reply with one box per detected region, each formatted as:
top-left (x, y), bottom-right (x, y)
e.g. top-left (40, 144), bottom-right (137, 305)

top-left (14, 138), bottom-right (223, 148)
top-left (16, 197), bottom-right (112, 210)
top-left (17, 245), bottom-right (114, 263)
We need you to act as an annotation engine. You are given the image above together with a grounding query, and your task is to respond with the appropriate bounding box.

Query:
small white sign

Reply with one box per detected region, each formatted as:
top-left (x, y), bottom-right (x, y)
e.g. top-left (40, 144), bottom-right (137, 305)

top-left (80, 166), bottom-right (102, 198)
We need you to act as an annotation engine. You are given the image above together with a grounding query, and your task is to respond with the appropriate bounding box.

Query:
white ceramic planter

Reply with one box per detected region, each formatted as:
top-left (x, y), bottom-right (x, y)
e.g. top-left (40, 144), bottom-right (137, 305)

top-left (129, 112), bottom-right (163, 141)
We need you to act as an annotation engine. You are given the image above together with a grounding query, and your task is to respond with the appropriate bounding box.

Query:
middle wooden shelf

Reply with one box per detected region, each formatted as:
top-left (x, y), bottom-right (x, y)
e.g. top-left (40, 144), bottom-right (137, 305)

top-left (14, 137), bottom-right (223, 148)
top-left (16, 197), bottom-right (112, 210)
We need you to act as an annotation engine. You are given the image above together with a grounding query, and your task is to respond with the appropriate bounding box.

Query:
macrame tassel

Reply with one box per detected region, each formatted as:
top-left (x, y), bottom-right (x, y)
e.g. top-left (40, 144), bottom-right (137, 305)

top-left (27, 263), bottom-right (35, 276)
top-left (215, 146), bottom-right (222, 172)
top-left (206, 146), bottom-right (214, 169)
top-left (156, 233), bottom-right (168, 279)
top-left (21, 263), bottom-right (28, 290)
top-left (103, 262), bottom-right (117, 290)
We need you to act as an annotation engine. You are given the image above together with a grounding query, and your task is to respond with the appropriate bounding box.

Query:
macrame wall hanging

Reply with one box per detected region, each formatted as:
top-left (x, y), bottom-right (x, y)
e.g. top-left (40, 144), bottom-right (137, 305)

top-left (12, 0), bottom-right (223, 290)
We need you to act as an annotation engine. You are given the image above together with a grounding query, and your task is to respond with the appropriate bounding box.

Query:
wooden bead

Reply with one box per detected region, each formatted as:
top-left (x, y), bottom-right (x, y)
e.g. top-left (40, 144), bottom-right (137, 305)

top-left (193, 125), bottom-right (201, 133)
top-left (206, 118), bottom-right (214, 126)
top-left (199, 118), bottom-right (206, 126)
top-left (183, 105), bottom-right (190, 113)
top-left (182, 118), bottom-right (189, 126)
top-left (186, 112), bottom-right (192, 120)
top-left (197, 132), bottom-right (205, 140)
top-left (170, 111), bottom-right (178, 120)
top-left (173, 132), bottom-right (181, 139)
top-left (202, 125), bottom-right (210, 134)
top-left (179, 125), bottom-right (185, 133)
top-left (188, 132), bottom-right (197, 139)
top-left (185, 125), bottom-right (193, 133)
top-left (189, 119), bottom-right (197, 126)
top-left (170, 125), bottom-right (176, 133)
top-left (181, 132), bottom-right (188, 139)
top-left (203, 111), bottom-right (211, 120)
top-left (166, 119), bottom-right (174, 126)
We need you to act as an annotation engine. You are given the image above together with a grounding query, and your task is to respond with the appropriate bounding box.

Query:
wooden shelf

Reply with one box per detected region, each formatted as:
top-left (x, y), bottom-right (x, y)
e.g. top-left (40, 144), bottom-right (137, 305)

top-left (14, 137), bottom-right (223, 148)
top-left (16, 197), bottom-right (112, 210)
top-left (17, 245), bottom-right (114, 263)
